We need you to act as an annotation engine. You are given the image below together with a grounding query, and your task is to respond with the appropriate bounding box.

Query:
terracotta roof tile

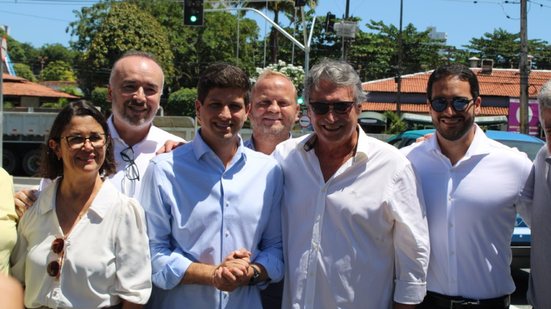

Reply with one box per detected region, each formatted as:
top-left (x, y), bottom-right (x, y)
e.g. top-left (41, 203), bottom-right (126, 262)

top-left (2, 73), bottom-right (79, 99)
top-left (362, 68), bottom-right (551, 98)
top-left (361, 102), bottom-right (508, 116)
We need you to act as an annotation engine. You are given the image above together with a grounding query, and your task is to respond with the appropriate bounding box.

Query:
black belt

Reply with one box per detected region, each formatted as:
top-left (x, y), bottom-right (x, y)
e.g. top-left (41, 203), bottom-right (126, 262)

top-left (422, 291), bottom-right (511, 308)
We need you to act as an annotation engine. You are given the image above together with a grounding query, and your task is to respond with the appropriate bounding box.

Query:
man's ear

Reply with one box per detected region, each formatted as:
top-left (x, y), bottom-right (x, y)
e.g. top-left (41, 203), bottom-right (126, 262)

top-left (195, 100), bottom-right (202, 124)
top-left (474, 96), bottom-right (482, 115)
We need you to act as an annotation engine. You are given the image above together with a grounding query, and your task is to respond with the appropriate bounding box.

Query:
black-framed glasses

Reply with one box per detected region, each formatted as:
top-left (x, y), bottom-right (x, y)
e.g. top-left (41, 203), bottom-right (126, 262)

top-left (120, 146), bottom-right (140, 181)
top-left (64, 133), bottom-right (106, 150)
top-left (309, 101), bottom-right (355, 115)
top-left (429, 97), bottom-right (474, 113)
top-left (47, 237), bottom-right (65, 278)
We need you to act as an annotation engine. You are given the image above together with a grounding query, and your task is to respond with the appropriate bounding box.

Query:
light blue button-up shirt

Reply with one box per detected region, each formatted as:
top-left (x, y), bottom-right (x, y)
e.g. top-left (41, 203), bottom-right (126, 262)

top-left (140, 131), bottom-right (284, 309)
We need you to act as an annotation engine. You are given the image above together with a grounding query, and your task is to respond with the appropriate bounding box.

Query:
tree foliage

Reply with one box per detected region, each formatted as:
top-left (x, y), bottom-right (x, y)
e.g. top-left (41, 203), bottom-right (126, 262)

top-left (90, 87), bottom-right (110, 112)
top-left (70, 1), bottom-right (174, 95)
top-left (13, 63), bottom-right (36, 81)
top-left (166, 88), bottom-right (197, 117)
top-left (465, 28), bottom-right (551, 69)
top-left (40, 60), bottom-right (76, 81)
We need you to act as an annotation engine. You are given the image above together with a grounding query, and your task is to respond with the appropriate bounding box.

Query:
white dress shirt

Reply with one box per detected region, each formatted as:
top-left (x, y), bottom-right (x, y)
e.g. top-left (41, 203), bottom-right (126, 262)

top-left (401, 125), bottom-right (532, 299)
top-left (520, 145), bottom-right (551, 308)
top-left (11, 179), bottom-right (152, 308)
top-left (273, 127), bottom-right (430, 309)
top-left (107, 116), bottom-right (185, 198)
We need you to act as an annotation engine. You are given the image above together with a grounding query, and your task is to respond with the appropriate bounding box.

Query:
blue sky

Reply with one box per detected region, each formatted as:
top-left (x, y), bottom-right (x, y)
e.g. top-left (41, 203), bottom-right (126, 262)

top-left (0, 0), bottom-right (550, 49)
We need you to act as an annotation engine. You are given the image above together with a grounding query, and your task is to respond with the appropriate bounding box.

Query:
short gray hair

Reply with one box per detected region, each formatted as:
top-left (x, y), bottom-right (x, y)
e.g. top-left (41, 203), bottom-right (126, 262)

top-left (305, 58), bottom-right (366, 105)
top-left (538, 80), bottom-right (551, 120)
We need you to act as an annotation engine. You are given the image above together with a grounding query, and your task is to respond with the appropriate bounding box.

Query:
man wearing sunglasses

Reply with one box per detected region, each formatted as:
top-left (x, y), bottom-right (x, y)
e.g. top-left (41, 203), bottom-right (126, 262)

top-left (401, 64), bottom-right (532, 309)
top-left (273, 58), bottom-right (429, 309)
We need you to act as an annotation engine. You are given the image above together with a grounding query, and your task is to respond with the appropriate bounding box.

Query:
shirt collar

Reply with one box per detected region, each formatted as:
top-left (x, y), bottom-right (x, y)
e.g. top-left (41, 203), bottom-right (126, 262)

top-left (302, 125), bottom-right (368, 162)
top-left (37, 178), bottom-right (117, 220)
top-left (192, 129), bottom-right (246, 163)
top-left (107, 115), bottom-right (154, 149)
top-left (427, 124), bottom-right (490, 158)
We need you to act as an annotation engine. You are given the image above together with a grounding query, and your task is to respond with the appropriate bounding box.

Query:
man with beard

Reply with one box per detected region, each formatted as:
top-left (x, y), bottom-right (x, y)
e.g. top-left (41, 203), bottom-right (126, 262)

top-left (245, 70), bottom-right (299, 154)
top-left (245, 70), bottom-right (299, 309)
top-left (14, 51), bottom-right (184, 209)
top-left (401, 64), bottom-right (532, 309)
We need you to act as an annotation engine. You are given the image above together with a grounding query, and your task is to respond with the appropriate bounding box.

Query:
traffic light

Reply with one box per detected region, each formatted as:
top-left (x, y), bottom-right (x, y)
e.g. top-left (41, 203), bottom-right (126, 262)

top-left (295, 0), bottom-right (307, 7)
top-left (184, 0), bottom-right (204, 26)
top-left (297, 96), bottom-right (304, 105)
top-left (325, 12), bottom-right (336, 33)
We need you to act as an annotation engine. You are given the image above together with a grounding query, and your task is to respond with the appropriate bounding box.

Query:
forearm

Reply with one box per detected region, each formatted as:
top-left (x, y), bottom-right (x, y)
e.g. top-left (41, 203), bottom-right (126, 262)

top-left (180, 262), bottom-right (218, 286)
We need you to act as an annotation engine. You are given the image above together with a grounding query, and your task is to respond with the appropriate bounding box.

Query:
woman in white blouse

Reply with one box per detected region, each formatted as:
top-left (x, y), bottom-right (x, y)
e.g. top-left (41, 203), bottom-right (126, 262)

top-left (11, 100), bottom-right (151, 309)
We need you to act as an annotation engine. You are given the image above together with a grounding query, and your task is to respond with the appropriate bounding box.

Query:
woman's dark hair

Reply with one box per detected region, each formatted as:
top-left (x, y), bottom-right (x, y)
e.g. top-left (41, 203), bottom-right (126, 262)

top-left (39, 100), bottom-right (116, 179)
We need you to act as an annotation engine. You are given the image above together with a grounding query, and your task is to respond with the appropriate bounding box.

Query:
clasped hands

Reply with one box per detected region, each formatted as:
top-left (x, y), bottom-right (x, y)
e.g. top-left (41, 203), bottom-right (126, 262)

top-left (212, 248), bottom-right (256, 292)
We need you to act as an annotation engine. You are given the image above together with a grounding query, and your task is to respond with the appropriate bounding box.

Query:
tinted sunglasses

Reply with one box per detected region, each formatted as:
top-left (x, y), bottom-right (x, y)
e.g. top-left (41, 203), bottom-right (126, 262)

top-left (309, 101), bottom-right (355, 115)
top-left (47, 237), bottom-right (65, 278)
top-left (429, 97), bottom-right (474, 113)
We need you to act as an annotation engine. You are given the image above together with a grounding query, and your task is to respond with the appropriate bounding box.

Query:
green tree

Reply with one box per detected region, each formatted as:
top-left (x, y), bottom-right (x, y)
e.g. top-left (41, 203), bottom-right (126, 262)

top-left (38, 43), bottom-right (76, 71)
top-left (70, 1), bottom-right (174, 95)
top-left (384, 111), bottom-right (406, 134)
top-left (166, 88), bottom-right (197, 117)
top-left (465, 28), bottom-right (551, 70)
top-left (40, 60), bottom-right (76, 81)
top-left (90, 87), bottom-right (110, 112)
top-left (13, 63), bottom-right (36, 81)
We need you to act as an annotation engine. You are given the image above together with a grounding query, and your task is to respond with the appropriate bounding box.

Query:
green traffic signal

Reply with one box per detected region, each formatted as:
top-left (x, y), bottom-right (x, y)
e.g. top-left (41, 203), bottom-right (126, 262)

top-left (297, 96), bottom-right (304, 105)
top-left (190, 16), bottom-right (197, 23)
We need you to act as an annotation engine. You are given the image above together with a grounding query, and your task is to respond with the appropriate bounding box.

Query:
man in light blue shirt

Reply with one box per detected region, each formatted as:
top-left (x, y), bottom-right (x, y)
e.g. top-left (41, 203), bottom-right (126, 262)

top-left (140, 63), bottom-right (284, 309)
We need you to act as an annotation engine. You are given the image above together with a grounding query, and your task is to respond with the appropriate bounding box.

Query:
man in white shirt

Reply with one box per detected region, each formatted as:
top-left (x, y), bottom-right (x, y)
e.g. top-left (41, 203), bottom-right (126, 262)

top-left (402, 64), bottom-right (532, 308)
top-left (245, 70), bottom-right (299, 309)
top-left (14, 51), bottom-right (184, 208)
top-left (520, 80), bottom-right (551, 309)
top-left (273, 58), bottom-right (429, 309)
top-left (245, 70), bottom-right (299, 155)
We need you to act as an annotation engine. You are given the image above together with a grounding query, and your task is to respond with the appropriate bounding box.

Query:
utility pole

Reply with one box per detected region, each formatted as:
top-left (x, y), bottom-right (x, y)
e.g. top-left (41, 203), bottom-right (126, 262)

top-left (519, 0), bottom-right (529, 134)
top-left (341, 0), bottom-right (350, 60)
top-left (396, 0), bottom-right (404, 116)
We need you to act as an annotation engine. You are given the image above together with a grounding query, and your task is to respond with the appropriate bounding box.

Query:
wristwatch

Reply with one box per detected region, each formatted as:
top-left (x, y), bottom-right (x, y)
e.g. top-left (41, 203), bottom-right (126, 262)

top-left (248, 265), bottom-right (261, 285)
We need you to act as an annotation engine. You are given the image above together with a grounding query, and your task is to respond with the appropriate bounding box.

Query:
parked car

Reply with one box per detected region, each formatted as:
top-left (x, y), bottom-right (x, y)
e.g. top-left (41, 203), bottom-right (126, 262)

top-left (387, 129), bottom-right (544, 268)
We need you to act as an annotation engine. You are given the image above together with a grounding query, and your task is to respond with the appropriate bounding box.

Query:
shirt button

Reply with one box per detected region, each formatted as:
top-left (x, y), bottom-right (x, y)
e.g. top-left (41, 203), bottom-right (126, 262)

top-left (225, 231), bottom-right (230, 237)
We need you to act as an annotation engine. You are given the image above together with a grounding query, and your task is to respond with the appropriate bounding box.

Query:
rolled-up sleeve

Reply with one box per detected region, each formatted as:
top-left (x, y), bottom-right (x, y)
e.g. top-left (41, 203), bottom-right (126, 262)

top-left (140, 161), bottom-right (192, 290)
top-left (389, 163), bottom-right (430, 304)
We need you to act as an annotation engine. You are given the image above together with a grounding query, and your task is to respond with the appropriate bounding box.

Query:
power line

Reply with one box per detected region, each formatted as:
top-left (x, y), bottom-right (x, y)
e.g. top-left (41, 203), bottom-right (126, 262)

top-left (0, 8), bottom-right (71, 22)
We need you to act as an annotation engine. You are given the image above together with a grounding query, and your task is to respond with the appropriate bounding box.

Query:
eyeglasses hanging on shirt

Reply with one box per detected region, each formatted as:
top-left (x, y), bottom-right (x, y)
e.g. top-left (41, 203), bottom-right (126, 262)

top-left (120, 146), bottom-right (140, 196)
top-left (120, 146), bottom-right (140, 181)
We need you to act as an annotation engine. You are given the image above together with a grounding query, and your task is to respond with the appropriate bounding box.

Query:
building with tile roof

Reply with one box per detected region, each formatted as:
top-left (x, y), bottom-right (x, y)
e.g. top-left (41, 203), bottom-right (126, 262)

top-left (361, 66), bottom-right (551, 134)
top-left (2, 73), bottom-right (79, 107)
